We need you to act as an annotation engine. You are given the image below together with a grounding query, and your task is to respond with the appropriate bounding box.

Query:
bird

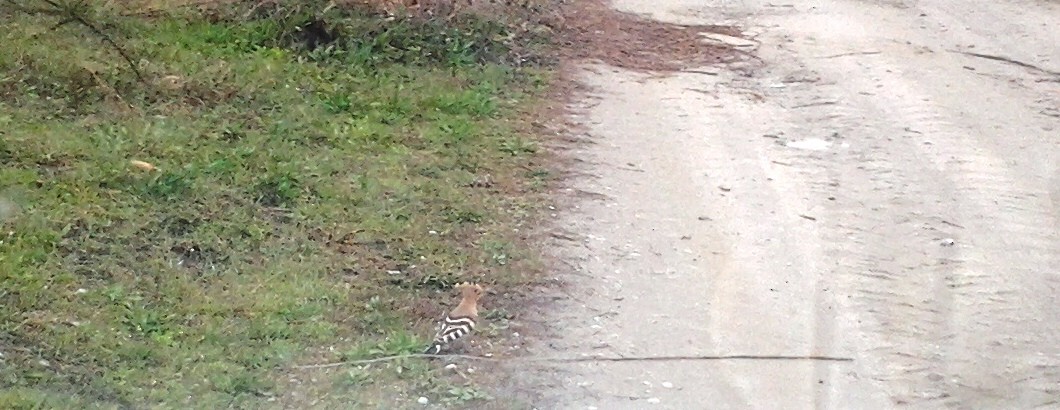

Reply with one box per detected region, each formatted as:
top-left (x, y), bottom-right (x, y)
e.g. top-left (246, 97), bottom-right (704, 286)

top-left (424, 282), bottom-right (487, 355)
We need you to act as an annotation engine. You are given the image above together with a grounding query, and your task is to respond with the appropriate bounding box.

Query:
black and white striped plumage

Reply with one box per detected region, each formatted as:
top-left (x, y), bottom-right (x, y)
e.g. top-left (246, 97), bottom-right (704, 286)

top-left (423, 282), bottom-right (486, 354)
top-left (424, 314), bottom-right (476, 354)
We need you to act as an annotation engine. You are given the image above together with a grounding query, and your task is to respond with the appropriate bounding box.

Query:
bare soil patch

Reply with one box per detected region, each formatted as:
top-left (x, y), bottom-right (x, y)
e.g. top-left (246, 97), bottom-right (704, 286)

top-left (469, 0), bottom-right (754, 407)
top-left (554, 0), bottom-right (747, 71)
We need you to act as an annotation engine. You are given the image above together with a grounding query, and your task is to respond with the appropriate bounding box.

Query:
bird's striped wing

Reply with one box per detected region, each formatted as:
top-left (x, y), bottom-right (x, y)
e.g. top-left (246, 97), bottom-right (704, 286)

top-left (424, 314), bottom-right (476, 354)
top-left (437, 315), bottom-right (475, 343)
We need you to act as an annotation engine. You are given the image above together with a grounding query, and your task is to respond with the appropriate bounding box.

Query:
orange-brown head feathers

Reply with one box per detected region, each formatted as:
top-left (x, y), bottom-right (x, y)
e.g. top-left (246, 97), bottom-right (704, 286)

top-left (455, 282), bottom-right (485, 301)
top-left (449, 282), bottom-right (487, 318)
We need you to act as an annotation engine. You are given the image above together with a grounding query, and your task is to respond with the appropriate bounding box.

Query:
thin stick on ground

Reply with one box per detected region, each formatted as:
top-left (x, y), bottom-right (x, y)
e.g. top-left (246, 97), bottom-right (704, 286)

top-left (949, 49), bottom-right (1060, 77)
top-left (5, 0), bottom-right (146, 83)
top-left (293, 353), bottom-right (855, 369)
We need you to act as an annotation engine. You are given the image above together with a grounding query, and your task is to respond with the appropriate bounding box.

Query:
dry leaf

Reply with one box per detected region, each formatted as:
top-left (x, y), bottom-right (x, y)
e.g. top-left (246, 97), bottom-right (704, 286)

top-left (129, 160), bottom-right (157, 171)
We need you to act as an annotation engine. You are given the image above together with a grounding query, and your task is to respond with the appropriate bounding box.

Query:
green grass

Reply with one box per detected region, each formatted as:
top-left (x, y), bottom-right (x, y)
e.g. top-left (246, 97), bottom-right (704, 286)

top-left (0, 2), bottom-right (551, 407)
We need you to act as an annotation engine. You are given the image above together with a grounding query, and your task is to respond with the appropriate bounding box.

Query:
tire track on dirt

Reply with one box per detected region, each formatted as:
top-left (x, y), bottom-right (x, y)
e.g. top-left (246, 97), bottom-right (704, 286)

top-left (847, 58), bottom-right (1060, 406)
top-left (754, 62), bottom-right (964, 407)
top-left (515, 0), bottom-right (1059, 408)
top-left (748, 0), bottom-right (1060, 405)
top-left (775, 47), bottom-right (1059, 409)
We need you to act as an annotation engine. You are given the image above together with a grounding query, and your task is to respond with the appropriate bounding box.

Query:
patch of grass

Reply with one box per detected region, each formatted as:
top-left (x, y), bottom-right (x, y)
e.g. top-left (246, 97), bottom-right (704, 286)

top-left (443, 385), bottom-right (493, 404)
top-left (0, 1), bottom-right (552, 407)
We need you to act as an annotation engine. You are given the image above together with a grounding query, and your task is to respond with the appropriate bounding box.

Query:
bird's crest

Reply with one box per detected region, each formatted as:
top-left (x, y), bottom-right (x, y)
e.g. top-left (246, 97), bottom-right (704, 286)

top-left (454, 282), bottom-right (485, 299)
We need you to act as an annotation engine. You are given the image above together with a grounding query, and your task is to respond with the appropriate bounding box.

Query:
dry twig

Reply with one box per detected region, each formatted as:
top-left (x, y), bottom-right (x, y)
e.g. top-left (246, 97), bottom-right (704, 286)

top-left (293, 352), bottom-right (855, 369)
top-left (4, 0), bottom-right (145, 83)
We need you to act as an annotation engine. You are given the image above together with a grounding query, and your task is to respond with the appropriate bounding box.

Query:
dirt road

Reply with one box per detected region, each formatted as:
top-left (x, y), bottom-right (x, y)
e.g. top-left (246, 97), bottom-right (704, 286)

top-left (520, 0), bottom-right (1060, 408)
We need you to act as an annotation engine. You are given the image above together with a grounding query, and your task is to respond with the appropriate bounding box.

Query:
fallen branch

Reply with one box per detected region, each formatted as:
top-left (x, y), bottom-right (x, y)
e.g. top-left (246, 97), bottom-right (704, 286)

top-left (295, 353), bottom-right (491, 369)
top-left (790, 100), bottom-right (838, 109)
top-left (5, 0), bottom-right (145, 83)
top-left (293, 353), bottom-right (855, 369)
top-left (814, 51), bottom-right (881, 59)
top-left (950, 50), bottom-right (1060, 77)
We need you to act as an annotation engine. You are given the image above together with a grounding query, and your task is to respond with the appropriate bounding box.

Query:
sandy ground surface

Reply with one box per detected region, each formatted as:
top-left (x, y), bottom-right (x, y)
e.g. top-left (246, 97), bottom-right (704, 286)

top-left (516, 0), bottom-right (1060, 408)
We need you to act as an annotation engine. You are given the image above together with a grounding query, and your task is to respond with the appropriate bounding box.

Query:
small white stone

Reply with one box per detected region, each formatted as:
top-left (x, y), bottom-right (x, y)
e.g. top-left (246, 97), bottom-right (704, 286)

top-left (417, 397), bottom-right (429, 405)
top-left (428, 230), bottom-right (438, 235)
top-left (75, 288), bottom-right (87, 294)
top-left (444, 363), bottom-right (458, 371)
top-left (661, 382), bottom-right (674, 389)
top-left (646, 397), bottom-right (661, 404)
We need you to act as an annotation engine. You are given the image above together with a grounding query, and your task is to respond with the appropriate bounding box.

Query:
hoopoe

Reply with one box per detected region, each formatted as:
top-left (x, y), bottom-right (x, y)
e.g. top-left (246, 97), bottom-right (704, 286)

top-left (424, 282), bottom-right (487, 354)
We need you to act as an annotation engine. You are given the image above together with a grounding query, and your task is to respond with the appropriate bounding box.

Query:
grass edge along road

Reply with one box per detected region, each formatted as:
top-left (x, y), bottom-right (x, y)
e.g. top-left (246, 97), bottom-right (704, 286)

top-left (0, 1), bottom-right (554, 407)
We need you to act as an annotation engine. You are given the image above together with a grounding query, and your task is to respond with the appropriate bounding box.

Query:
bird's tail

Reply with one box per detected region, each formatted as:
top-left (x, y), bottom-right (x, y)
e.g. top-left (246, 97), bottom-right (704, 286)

top-left (423, 341), bottom-right (442, 355)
